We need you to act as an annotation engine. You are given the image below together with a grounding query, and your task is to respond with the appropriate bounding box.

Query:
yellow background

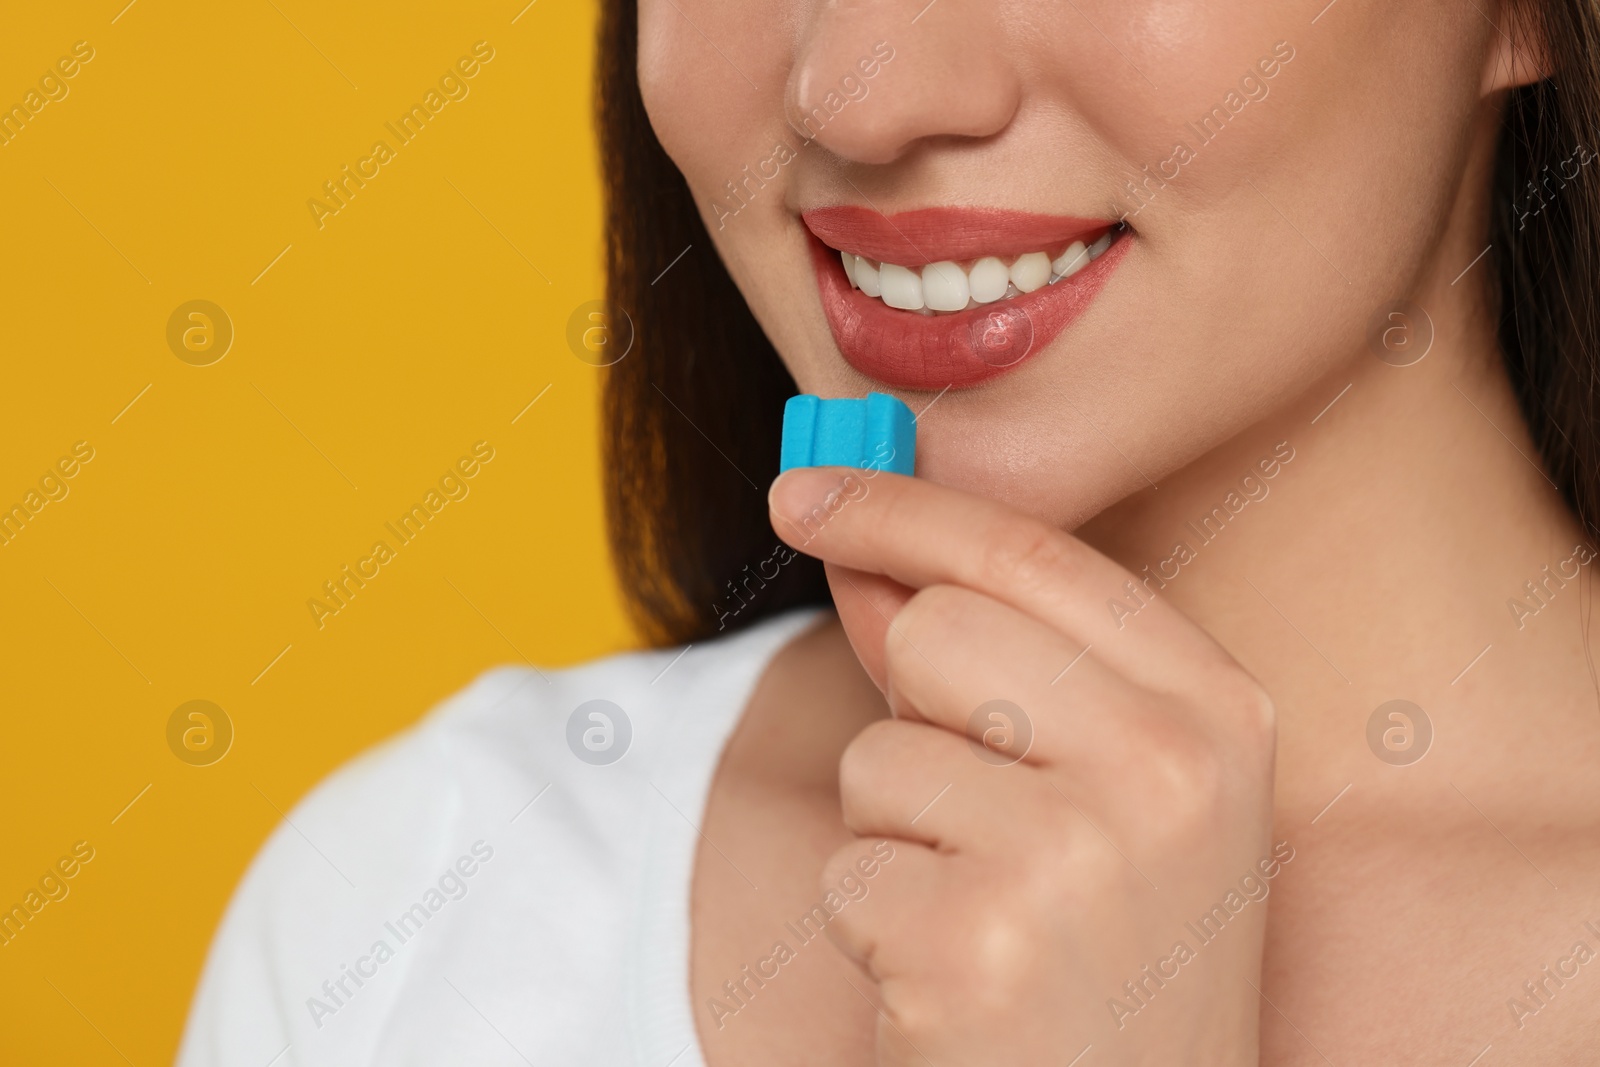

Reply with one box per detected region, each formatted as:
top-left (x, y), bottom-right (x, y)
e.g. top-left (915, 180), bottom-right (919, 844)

top-left (0, 1), bottom-right (633, 1060)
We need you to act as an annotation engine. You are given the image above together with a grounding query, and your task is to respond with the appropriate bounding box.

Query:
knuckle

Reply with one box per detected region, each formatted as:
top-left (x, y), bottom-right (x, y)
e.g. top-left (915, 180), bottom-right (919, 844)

top-left (891, 583), bottom-right (971, 645)
top-left (839, 718), bottom-right (903, 792)
top-left (1114, 672), bottom-right (1276, 836)
top-left (838, 720), bottom-right (927, 831)
top-left (1022, 822), bottom-right (1112, 910)
top-left (819, 840), bottom-right (868, 893)
top-left (1232, 676), bottom-right (1278, 751)
top-left (974, 519), bottom-right (1076, 592)
top-left (964, 906), bottom-right (1036, 978)
top-left (1129, 715), bottom-right (1227, 829)
top-left (1203, 669), bottom-right (1278, 764)
top-left (884, 986), bottom-right (943, 1046)
top-left (942, 898), bottom-right (1046, 1013)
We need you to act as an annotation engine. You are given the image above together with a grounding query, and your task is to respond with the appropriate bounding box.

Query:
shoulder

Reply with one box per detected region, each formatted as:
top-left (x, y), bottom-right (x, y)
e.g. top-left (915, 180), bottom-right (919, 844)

top-left (177, 608), bottom-right (822, 1067)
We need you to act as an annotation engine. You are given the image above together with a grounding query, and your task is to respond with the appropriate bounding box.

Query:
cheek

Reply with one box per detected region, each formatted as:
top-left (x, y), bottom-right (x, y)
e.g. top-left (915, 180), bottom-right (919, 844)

top-left (1000, 1), bottom-right (1480, 493)
top-left (638, 0), bottom-right (822, 379)
top-left (1036, 0), bottom-right (1280, 176)
top-left (637, 0), bottom-right (790, 209)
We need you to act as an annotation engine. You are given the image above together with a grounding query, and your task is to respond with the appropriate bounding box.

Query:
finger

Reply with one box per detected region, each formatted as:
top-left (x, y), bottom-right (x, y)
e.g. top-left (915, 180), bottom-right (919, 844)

top-left (884, 583), bottom-right (1166, 770)
top-left (816, 836), bottom-right (940, 977)
top-left (837, 718), bottom-right (1049, 850)
top-left (769, 467), bottom-right (1228, 690)
top-left (824, 561), bottom-right (912, 695)
top-left (886, 584), bottom-right (1271, 855)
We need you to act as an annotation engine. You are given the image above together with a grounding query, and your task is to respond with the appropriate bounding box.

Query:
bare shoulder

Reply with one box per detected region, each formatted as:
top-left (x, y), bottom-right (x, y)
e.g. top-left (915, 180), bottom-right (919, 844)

top-left (1262, 803), bottom-right (1600, 1066)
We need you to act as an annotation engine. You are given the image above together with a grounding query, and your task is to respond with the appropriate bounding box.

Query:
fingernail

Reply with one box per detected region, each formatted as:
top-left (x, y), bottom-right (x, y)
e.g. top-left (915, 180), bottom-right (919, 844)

top-left (767, 468), bottom-right (797, 513)
top-left (769, 467), bottom-right (853, 524)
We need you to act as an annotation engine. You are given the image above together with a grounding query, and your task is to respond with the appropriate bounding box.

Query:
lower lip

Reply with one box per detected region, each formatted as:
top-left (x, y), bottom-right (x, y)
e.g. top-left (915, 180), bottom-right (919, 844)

top-left (809, 232), bottom-right (1130, 391)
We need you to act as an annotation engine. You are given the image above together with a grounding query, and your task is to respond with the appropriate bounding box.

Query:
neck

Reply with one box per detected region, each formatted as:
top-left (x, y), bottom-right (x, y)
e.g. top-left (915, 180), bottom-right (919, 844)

top-left (1080, 141), bottom-right (1598, 815)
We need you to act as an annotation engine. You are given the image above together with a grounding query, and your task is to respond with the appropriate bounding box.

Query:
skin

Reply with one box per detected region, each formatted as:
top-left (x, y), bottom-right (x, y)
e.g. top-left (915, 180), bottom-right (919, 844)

top-left (637, 0), bottom-right (1600, 1061)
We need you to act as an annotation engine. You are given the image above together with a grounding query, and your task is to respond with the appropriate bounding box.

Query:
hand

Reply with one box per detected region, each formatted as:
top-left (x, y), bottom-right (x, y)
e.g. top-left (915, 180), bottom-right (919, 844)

top-left (769, 467), bottom-right (1279, 1066)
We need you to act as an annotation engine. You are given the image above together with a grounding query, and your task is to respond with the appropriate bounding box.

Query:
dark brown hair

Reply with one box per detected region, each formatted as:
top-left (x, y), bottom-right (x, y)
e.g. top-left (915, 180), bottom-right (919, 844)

top-left (1495, 3), bottom-right (1600, 529)
top-left (598, 0), bottom-right (1600, 647)
top-left (596, 0), bottom-right (829, 646)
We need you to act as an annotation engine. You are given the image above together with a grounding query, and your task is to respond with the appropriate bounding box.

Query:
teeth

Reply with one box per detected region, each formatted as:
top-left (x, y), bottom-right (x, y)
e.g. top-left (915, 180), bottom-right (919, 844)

top-left (835, 228), bottom-right (1120, 316)
top-left (1009, 252), bottom-right (1051, 294)
top-left (855, 256), bottom-right (881, 297)
top-left (969, 257), bottom-right (1009, 303)
top-left (921, 261), bottom-right (969, 312)
top-left (1051, 241), bottom-right (1088, 280)
top-left (878, 262), bottom-right (924, 310)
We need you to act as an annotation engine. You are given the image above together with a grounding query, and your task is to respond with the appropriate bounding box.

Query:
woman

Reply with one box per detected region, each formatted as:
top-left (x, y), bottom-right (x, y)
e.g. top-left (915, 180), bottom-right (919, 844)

top-left (181, 0), bottom-right (1600, 1062)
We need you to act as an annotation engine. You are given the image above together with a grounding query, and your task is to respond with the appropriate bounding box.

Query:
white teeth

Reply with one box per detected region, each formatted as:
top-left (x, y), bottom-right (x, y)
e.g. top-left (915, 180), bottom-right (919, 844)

top-left (836, 228), bottom-right (1120, 315)
top-left (1009, 251), bottom-right (1051, 293)
top-left (855, 257), bottom-right (881, 297)
top-left (968, 257), bottom-right (1009, 304)
top-left (878, 262), bottom-right (924, 310)
top-left (921, 261), bottom-right (969, 312)
top-left (1051, 241), bottom-right (1088, 279)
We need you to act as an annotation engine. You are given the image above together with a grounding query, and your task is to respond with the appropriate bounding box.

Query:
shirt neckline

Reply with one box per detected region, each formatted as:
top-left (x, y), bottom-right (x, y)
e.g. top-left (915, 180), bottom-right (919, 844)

top-left (623, 607), bottom-right (827, 1067)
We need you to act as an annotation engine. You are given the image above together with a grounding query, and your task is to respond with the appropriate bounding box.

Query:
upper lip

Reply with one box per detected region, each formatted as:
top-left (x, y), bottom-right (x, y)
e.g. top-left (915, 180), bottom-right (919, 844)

top-left (801, 205), bottom-right (1118, 264)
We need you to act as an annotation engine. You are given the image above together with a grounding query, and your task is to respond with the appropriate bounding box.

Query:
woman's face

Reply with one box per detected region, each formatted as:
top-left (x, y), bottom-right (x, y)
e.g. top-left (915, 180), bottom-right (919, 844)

top-left (637, 0), bottom-right (1507, 527)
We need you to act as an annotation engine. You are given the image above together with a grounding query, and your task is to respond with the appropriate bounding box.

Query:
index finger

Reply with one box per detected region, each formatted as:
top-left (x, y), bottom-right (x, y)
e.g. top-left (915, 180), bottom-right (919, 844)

top-left (768, 466), bottom-right (1229, 689)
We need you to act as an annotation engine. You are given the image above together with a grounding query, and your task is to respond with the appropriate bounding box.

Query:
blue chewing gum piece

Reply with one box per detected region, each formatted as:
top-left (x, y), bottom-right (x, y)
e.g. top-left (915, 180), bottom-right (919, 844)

top-left (779, 392), bottom-right (916, 476)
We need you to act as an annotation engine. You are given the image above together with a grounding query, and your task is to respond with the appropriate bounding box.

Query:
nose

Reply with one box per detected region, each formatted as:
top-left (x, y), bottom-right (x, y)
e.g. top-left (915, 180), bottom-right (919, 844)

top-left (785, 2), bottom-right (1022, 165)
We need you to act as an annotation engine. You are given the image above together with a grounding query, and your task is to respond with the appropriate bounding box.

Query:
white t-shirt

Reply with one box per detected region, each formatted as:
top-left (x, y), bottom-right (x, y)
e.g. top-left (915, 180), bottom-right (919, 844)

top-left (178, 607), bottom-right (823, 1067)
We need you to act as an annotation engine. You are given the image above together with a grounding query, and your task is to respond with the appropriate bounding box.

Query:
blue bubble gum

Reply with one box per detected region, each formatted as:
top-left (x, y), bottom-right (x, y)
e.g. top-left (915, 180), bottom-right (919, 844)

top-left (779, 392), bottom-right (915, 476)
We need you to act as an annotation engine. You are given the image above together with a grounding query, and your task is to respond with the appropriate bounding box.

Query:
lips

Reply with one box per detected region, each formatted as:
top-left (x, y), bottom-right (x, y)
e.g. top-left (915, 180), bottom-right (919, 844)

top-left (803, 206), bottom-right (1130, 391)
